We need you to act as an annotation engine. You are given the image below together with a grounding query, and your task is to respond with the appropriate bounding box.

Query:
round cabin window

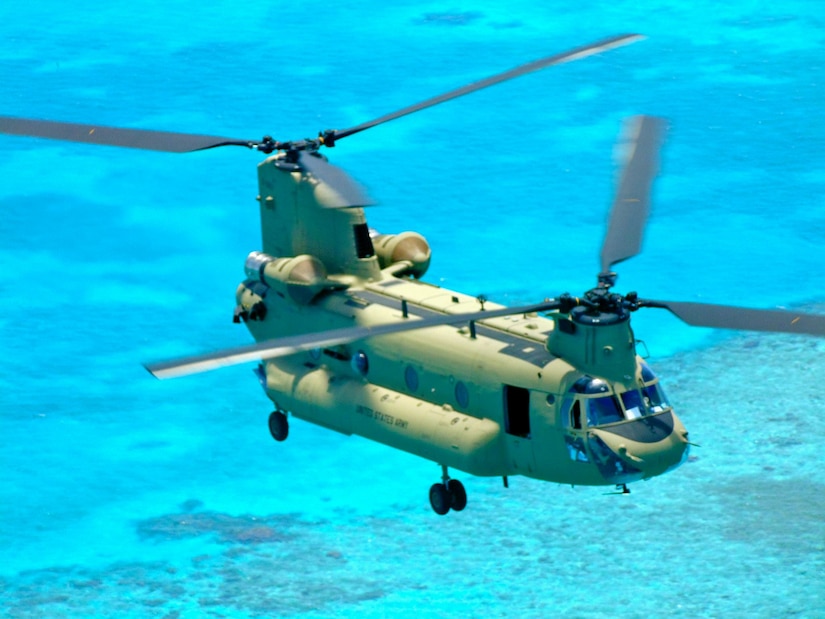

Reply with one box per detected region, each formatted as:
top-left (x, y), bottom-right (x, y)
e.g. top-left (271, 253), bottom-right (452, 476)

top-left (351, 350), bottom-right (369, 376)
top-left (404, 365), bottom-right (419, 391)
top-left (455, 381), bottom-right (469, 408)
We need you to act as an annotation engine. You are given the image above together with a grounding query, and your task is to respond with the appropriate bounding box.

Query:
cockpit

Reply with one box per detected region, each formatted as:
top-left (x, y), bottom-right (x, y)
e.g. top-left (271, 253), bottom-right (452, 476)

top-left (561, 363), bottom-right (685, 484)
top-left (566, 362), bottom-right (670, 430)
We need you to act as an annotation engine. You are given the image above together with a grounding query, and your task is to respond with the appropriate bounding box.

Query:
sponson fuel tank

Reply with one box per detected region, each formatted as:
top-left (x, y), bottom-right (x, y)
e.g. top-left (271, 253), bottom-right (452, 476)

top-left (262, 360), bottom-right (506, 477)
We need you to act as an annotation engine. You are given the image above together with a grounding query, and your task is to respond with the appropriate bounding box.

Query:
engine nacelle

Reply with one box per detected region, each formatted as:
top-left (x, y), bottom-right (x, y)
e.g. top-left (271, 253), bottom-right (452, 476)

top-left (371, 231), bottom-right (431, 279)
top-left (244, 251), bottom-right (341, 305)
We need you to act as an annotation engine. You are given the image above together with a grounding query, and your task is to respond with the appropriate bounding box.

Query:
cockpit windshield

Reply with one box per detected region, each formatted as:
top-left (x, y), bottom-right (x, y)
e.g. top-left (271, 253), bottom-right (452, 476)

top-left (621, 389), bottom-right (645, 420)
top-left (566, 366), bottom-right (671, 428)
top-left (587, 395), bottom-right (623, 425)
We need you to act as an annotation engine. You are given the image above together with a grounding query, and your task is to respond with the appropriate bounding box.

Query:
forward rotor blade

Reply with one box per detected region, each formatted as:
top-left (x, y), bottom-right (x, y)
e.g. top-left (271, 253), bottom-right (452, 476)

top-left (644, 300), bottom-right (825, 336)
top-left (328, 34), bottom-right (643, 143)
top-left (145, 299), bottom-right (561, 379)
top-left (0, 115), bottom-right (251, 152)
top-left (600, 115), bottom-right (666, 273)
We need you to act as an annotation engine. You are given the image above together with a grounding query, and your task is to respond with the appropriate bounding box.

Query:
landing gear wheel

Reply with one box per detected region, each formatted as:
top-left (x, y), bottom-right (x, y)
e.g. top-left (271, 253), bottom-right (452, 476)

top-left (429, 483), bottom-right (451, 515)
top-left (447, 479), bottom-right (467, 512)
top-left (268, 411), bottom-right (289, 442)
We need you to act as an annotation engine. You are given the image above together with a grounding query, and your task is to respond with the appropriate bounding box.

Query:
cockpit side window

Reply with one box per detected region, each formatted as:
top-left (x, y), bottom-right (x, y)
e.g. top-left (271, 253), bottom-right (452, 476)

top-left (571, 400), bottom-right (582, 429)
top-left (568, 376), bottom-right (623, 427)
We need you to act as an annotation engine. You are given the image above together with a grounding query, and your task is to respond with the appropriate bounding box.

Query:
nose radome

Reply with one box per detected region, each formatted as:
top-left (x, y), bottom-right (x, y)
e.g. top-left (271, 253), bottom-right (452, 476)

top-left (592, 423), bottom-right (689, 480)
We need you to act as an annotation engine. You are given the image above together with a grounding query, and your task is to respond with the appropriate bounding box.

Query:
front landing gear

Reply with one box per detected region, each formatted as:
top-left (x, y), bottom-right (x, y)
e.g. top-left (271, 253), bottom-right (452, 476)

top-left (429, 466), bottom-right (467, 515)
top-left (268, 410), bottom-right (289, 442)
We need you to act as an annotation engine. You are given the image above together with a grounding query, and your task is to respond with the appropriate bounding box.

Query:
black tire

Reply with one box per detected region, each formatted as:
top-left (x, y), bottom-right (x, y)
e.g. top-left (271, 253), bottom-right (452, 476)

top-left (268, 411), bottom-right (289, 442)
top-left (429, 483), bottom-right (451, 515)
top-left (447, 479), bottom-right (467, 512)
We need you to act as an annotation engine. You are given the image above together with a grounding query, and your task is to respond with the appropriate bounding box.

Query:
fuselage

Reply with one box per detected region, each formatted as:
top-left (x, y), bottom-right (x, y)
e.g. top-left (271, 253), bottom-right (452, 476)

top-left (237, 271), bottom-right (690, 487)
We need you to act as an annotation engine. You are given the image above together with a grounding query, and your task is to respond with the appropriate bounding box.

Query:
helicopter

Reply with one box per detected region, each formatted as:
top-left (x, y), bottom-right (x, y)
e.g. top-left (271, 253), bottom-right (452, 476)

top-left (3, 34), bottom-right (824, 516)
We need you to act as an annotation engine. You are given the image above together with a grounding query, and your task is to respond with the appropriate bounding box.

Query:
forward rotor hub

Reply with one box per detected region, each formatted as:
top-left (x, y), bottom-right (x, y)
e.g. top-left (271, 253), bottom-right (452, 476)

top-left (559, 285), bottom-right (642, 327)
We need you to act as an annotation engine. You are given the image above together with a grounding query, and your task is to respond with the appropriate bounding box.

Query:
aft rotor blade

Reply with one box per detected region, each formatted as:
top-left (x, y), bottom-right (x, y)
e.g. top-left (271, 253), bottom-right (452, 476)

top-left (297, 151), bottom-right (376, 207)
top-left (600, 115), bottom-right (666, 273)
top-left (145, 299), bottom-right (561, 379)
top-left (644, 300), bottom-right (825, 336)
top-left (0, 116), bottom-right (252, 152)
top-left (328, 34), bottom-right (643, 143)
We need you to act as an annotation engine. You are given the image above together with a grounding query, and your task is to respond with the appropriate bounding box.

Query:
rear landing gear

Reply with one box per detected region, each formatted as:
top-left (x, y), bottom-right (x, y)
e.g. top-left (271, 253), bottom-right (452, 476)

top-left (429, 466), bottom-right (467, 515)
top-left (268, 410), bottom-right (289, 442)
top-left (447, 479), bottom-right (467, 511)
top-left (429, 483), bottom-right (451, 515)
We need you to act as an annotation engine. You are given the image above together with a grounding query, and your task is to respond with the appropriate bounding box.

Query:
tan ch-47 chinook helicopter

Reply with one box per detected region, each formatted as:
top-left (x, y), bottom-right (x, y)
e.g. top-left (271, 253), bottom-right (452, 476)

top-left (3, 34), bottom-right (824, 515)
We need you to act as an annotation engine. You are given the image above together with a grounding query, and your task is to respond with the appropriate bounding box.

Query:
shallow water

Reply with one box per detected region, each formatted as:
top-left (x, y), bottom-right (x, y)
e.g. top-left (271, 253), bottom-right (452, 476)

top-left (1, 2), bottom-right (823, 618)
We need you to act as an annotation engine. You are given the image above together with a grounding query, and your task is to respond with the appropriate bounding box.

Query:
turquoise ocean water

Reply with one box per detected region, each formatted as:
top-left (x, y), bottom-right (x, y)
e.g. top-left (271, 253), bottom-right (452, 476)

top-left (1, 2), bottom-right (823, 617)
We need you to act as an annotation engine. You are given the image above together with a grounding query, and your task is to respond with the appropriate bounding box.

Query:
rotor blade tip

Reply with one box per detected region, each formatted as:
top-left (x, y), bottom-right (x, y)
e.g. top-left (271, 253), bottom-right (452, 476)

top-left (611, 33), bottom-right (646, 47)
top-left (144, 361), bottom-right (182, 380)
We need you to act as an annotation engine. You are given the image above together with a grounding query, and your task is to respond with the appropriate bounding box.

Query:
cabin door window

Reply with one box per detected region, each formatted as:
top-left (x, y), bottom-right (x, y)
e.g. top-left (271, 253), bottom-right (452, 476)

top-left (503, 385), bottom-right (531, 438)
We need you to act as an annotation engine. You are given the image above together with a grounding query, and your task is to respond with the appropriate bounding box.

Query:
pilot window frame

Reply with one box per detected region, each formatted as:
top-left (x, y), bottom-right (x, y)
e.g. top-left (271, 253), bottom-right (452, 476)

top-left (563, 372), bottom-right (673, 430)
top-left (560, 387), bottom-right (632, 429)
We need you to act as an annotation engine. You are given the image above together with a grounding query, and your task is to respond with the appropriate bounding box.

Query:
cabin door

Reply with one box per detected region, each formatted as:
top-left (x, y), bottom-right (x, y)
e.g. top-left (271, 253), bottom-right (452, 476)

top-left (503, 385), bottom-right (535, 474)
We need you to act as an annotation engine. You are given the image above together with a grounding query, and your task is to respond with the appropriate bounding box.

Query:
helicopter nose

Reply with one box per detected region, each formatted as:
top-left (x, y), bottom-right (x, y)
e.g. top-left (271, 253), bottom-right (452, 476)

top-left (589, 412), bottom-right (691, 483)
